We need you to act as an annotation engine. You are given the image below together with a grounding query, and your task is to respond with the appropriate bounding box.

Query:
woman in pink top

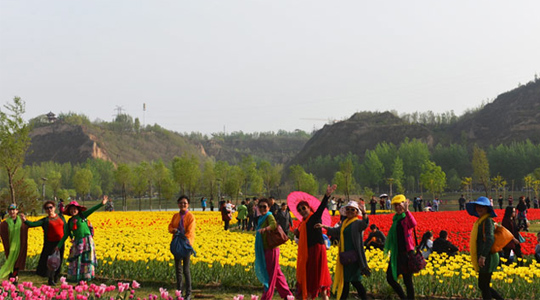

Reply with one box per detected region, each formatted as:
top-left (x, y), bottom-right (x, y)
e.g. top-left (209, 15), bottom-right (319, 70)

top-left (384, 195), bottom-right (417, 300)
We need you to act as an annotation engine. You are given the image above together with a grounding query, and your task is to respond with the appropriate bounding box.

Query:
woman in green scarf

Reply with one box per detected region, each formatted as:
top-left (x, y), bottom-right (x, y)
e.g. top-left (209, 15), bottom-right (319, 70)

top-left (384, 195), bottom-right (417, 300)
top-left (466, 196), bottom-right (503, 300)
top-left (0, 203), bottom-right (29, 283)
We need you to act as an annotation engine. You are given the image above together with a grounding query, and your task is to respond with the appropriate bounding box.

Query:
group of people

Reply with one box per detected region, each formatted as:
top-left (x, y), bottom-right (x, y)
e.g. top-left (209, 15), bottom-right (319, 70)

top-left (252, 185), bottom-right (424, 300)
top-left (3, 190), bottom-right (540, 300)
top-left (0, 196), bottom-right (109, 286)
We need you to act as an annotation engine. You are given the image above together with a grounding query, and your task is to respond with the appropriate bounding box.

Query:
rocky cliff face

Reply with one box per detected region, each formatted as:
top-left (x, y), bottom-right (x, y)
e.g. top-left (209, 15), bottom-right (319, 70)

top-left (26, 123), bottom-right (110, 165)
top-left (25, 124), bottom-right (110, 164)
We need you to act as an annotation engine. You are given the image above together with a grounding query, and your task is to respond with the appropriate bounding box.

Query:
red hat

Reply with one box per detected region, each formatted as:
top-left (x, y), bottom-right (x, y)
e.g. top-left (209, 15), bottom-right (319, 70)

top-left (63, 201), bottom-right (87, 216)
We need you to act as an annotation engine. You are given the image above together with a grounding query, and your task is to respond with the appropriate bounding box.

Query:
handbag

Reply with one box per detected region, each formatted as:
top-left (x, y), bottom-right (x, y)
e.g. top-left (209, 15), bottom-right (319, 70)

top-left (170, 232), bottom-right (196, 258)
top-left (47, 249), bottom-right (61, 271)
top-left (266, 225), bottom-right (289, 249)
top-left (407, 228), bottom-right (427, 273)
top-left (339, 250), bottom-right (359, 265)
top-left (170, 217), bottom-right (196, 258)
top-left (487, 223), bottom-right (514, 253)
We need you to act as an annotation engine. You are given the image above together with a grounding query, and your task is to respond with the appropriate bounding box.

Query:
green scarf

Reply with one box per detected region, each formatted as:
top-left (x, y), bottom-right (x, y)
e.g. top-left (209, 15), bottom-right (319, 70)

top-left (0, 216), bottom-right (22, 278)
top-left (384, 212), bottom-right (405, 281)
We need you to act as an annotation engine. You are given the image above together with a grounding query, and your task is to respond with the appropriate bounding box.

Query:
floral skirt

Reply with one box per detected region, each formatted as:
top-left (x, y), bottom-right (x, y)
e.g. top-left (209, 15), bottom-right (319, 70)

top-left (67, 235), bottom-right (97, 282)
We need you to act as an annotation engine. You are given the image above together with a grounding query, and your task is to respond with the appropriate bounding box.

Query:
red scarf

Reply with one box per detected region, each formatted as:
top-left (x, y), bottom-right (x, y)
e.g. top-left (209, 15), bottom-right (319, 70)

top-left (296, 213), bottom-right (312, 300)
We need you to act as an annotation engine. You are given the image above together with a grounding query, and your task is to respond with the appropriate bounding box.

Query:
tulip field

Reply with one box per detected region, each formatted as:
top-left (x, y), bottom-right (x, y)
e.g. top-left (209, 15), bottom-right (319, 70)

top-left (1, 208), bottom-right (540, 299)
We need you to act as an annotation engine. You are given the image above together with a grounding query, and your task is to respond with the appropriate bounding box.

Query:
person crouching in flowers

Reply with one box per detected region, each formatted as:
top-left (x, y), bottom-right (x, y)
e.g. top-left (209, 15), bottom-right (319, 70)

top-left (384, 195), bottom-right (417, 300)
top-left (55, 195), bottom-right (108, 283)
top-left (168, 195), bottom-right (196, 300)
top-left (317, 200), bottom-right (369, 300)
top-left (466, 196), bottom-right (503, 300)
top-left (254, 198), bottom-right (293, 300)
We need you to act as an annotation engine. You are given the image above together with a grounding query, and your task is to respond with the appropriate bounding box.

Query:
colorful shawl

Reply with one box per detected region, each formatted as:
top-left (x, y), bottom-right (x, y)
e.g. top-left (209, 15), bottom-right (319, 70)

top-left (470, 214), bottom-right (489, 272)
top-left (296, 213), bottom-right (313, 300)
top-left (332, 217), bottom-right (356, 300)
top-left (255, 211), bottom-right (271, 289)
top-left (384, 212), bottom-right (406, 281)
top-left (0, 217), bottom-right (22, 278)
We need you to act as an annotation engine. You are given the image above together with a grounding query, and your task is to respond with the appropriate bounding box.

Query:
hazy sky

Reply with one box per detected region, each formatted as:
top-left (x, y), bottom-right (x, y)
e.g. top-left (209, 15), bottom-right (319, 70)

top-left (1, 1), bottom-right (539, 135)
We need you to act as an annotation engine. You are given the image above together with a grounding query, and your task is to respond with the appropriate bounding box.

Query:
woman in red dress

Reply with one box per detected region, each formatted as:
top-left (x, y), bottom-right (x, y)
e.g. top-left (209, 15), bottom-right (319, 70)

top-left (295, 184), bottom-right (336, 300)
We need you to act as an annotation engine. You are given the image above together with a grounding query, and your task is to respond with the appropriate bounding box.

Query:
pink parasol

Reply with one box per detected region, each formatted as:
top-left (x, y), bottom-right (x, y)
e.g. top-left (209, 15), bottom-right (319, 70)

top-left (287, 191), bottom-right (332, 226)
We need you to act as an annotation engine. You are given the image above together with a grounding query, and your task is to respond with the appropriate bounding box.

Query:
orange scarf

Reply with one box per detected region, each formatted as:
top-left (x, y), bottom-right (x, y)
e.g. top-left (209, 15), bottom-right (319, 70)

top-left (296, 213), bottom-right (312, 300)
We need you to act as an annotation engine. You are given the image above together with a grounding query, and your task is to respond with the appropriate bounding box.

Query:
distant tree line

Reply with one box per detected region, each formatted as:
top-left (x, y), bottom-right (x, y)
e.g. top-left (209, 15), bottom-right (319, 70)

top-left (300, 138), bottom-right (540, 200)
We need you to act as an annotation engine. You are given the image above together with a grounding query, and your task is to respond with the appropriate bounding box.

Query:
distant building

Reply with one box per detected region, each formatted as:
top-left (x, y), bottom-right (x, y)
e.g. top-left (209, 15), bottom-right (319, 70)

top-left (46, 112), bottom-right (57, 123)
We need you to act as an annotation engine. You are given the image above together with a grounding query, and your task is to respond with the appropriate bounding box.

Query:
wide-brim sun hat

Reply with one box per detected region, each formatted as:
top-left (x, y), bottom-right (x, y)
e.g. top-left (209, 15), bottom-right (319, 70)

top-left (466, 196), bottom-right (497, 218)
top-left (391, 194), bottom-right (406, 205)
top-left (63, 200), bottom-right (87, 216)
top-left (339, 201), bottom-right (361, 216)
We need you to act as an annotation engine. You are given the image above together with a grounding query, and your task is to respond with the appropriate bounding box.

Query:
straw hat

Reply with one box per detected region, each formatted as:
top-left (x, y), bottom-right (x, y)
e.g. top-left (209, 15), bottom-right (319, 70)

top-left (339, 201), bottom-right (361, 216)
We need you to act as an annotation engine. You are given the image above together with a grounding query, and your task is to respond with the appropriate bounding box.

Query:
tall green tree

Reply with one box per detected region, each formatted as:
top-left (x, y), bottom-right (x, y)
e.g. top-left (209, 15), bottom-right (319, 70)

top-left (115, 163), bottom-right (131, 211)
top-left (47, 170), bottom-right (62, 198)
top-left (419, 161), bottom-right (447, 199)
top-left (201, 160), bottom-right (216, 199)
top-left (398, 138), bottom-right (430, 191)
top-left (360, 150), bottom-right (384, 189)
top-left (223, 165), bottom-right (244, 201)
top-left (153, 159), bottom-right (173, 210)
top-left (132, 162), bottom-right (151, 211)
top-left (336, 155), bottom-right (356, 200)
top-left (85, 159), bottom-right (115, 195)
top-left (0, 97), bottom-right (32, 204)
top-left (171, 154), bottom-right (201, 198)
top-left (73, 168), bottom-right (93, 203)
top-left (472, 146), bottom-right (490, 195)
top-left (391, 157), bottom-right (405, 194)
top-left (259, 161), bottom-right (282, 196)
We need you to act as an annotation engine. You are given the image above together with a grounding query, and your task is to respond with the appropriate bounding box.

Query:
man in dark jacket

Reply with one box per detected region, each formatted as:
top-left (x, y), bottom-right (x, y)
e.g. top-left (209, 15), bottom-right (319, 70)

top-left (432, 230), bottom-right (459, 256)
top-left (268, 196), bottom-right (280, 216)
top-left (274, 203), bottom-right (293, 234)
top-left (364, 224), bottom-right (386, 250)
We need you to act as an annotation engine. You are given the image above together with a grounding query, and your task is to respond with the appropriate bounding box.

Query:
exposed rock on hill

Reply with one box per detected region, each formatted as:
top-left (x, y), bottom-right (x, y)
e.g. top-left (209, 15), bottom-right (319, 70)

top-left (25, 123), bottom-right (205, 165)
top-left (27, 124), bottom-right (109, 164)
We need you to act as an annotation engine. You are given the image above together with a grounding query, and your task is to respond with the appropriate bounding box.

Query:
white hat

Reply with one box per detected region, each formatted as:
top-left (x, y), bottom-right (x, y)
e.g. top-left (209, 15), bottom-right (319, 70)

top-left (339, 201), bottom-right (361, 216)
top-left (379, 194), bottom-right (388, 198)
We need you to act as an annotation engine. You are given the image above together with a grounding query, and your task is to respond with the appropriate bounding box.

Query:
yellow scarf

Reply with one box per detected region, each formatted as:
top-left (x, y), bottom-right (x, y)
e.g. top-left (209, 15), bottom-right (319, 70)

top-left (470, 214), bottom-right (489, 272)
top-left (332, 217), bottom-right (356, 300)
top-left (296, 213), bottom-right (312, 300)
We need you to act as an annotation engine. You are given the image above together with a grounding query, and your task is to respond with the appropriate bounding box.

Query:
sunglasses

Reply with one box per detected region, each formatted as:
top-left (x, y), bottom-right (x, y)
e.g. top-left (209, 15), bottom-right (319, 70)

top-left (299, 206), bottom-right (309, 212)
top-left (178, 202), bottom-right (189, 205)
top-left (258, 205), bottom-right (268, 209)
top-left (45, 206), bottom-right (54, 210)
top-left (345, 207), bottom-right (357, 212)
